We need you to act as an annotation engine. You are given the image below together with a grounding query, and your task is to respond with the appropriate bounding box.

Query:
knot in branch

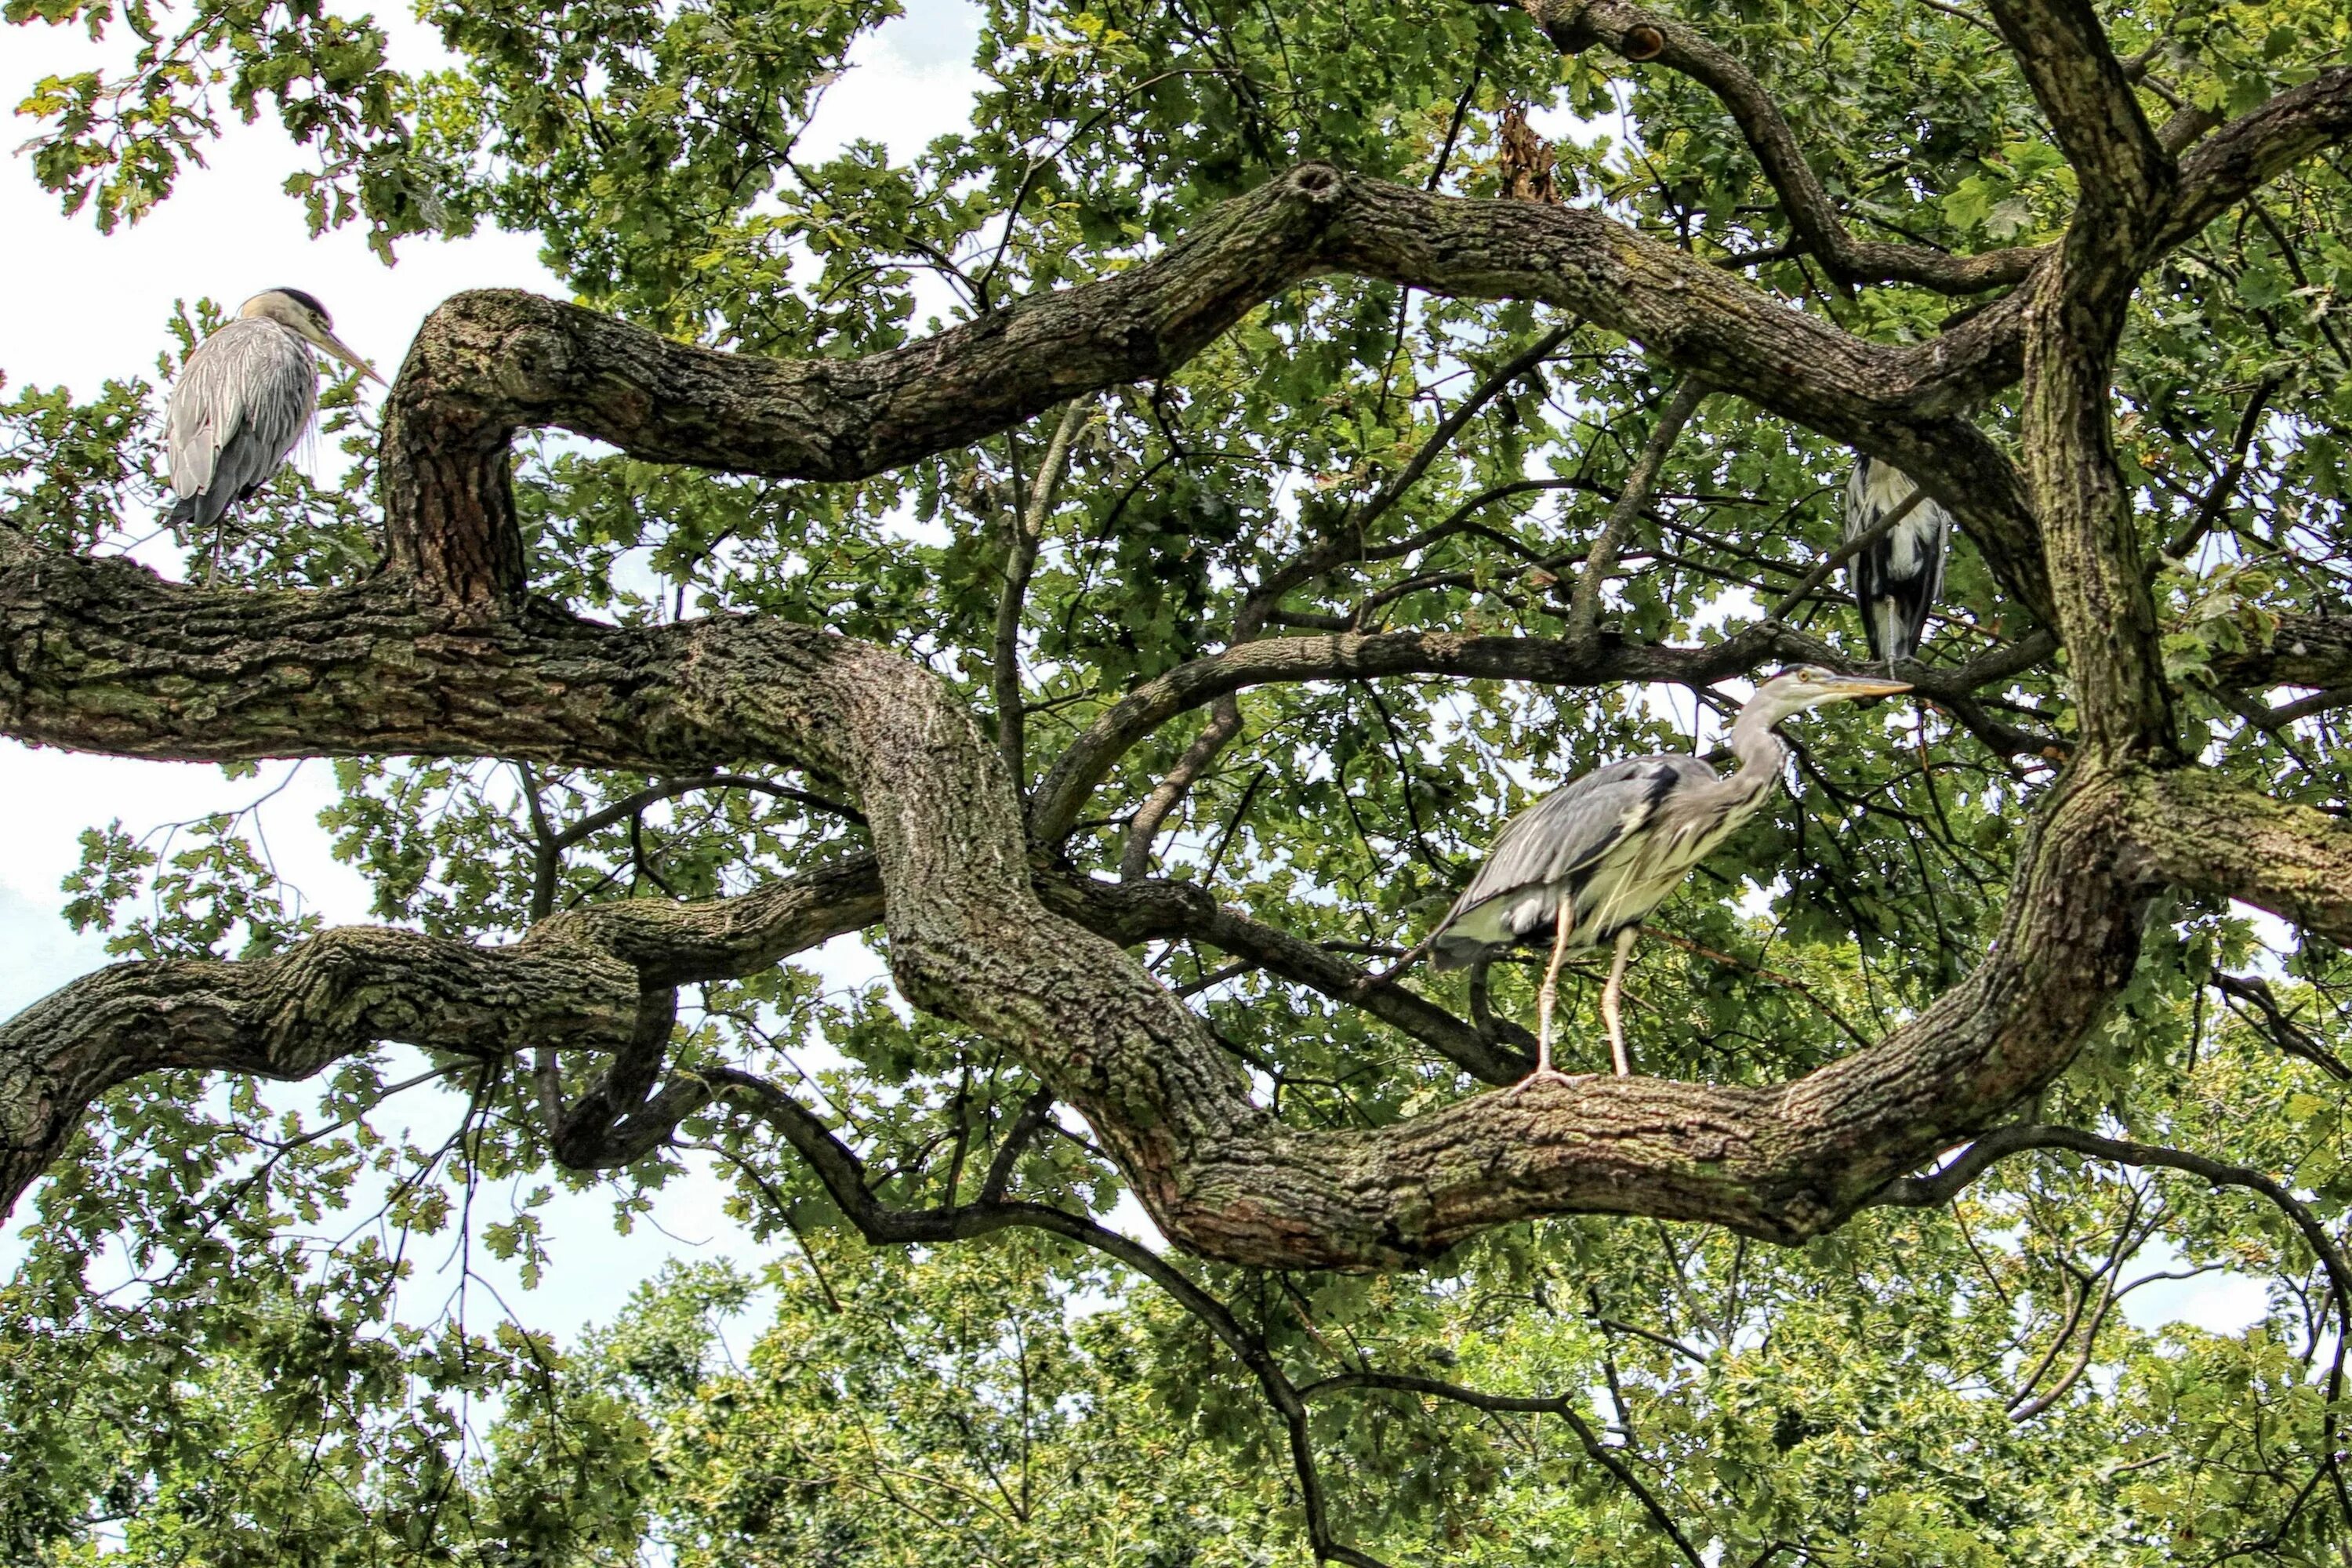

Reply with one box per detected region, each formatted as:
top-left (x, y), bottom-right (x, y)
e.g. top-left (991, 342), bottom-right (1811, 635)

top-left (1522, 0), bottom-right (1606, 53)
top-left (490, 323), bottom-right (579, 403)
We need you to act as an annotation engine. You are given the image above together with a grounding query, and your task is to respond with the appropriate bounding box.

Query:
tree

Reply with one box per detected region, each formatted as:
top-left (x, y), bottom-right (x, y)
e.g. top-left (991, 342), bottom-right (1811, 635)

top-left (6, 0), bottom-right (2352, 1558)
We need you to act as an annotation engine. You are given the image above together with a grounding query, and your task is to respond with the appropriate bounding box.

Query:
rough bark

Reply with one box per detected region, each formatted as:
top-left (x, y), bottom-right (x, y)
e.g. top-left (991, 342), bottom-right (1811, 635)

top-left (347, 165), bottom-right (2055, 622)
top-left (2114, 770), bottom-right (2352, 944)
top-left (0, 612), bottom-right (2159, 1265)
top-left (7, 4), bottom-right (2352, 1270)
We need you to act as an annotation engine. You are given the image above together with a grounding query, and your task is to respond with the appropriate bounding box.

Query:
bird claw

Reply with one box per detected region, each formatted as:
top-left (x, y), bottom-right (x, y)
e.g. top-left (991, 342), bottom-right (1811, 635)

top-left (1502, 1067), bottom-right (1581, 1097)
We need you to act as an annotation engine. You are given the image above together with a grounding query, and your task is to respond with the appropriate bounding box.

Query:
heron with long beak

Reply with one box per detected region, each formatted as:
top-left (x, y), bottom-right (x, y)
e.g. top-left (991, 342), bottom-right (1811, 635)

top-left (164, 288), bottom-right (383, 532)
top-left (1426, 666), bottom-right (1911, 1083)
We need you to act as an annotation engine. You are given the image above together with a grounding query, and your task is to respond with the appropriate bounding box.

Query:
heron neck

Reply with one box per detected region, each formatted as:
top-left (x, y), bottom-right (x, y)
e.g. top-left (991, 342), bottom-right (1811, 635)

top-left (1726, 706), bottom-right (1791, 793)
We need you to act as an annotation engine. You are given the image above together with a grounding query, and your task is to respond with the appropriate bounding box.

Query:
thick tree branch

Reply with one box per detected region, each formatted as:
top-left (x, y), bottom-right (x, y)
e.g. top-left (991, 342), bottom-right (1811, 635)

top-left (2115, 768), bottom-right (2352, 946)
top-left (2210, 612), bottom-right (2352, 691)
top-left (1033, 619), bottom-right (2057, 842)
top-left (16, 100), bottom-right (2352, 1265)
top-left (1991, 0), bottom-right (2178, 760)
top-left (1983, 0), bottom-right (2172, 234)
top-left (2013, 263), bottom-right (2176, 757)
top-left (2158, 66), bottom-right (2352, 253)
top-left (0, 926), bottom-right (643, 1206)
top-left (350, 101), bottom-right (2352, 628)
top-left (1, 569), bottom-right (2165, 1265)
top-left (353, 165), bottom-right (2053, 621)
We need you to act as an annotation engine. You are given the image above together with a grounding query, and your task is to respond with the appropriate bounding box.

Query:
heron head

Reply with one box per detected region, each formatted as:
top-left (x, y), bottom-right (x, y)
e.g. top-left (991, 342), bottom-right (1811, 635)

top-left (239, 289), bottom-right (386, 385)
top-left (1744, 665), bottom-right (1913, 728)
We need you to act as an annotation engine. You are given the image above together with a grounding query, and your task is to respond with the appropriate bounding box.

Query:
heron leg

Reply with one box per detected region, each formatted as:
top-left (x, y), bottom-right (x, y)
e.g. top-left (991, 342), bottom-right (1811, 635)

top-left (1525, 900), bottom-right (1576, 1084)
top-left (1601, 925), bottom-right (1638, 1076)
top-left (1467, 958), bottom-right (1499, 1044)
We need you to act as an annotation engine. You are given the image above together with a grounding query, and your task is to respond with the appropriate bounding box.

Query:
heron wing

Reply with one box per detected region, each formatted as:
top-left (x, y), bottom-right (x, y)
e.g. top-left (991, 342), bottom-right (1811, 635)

top-left (165, 320), bottom-right (317, 526)
top-left (1429, 756), bottom-right (1711, 964)
top-left (1843, 456), bottom-right (1954, 664)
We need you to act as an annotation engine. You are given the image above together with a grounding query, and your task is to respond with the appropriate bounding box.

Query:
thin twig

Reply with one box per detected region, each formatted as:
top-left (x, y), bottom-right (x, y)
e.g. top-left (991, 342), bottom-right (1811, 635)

top-left (1764, 485), bottom-right (1928, 626)
top-left (1569, 379), bottom-right (1708, 637)
top-left (998, 399), bottom-right (1092, 789)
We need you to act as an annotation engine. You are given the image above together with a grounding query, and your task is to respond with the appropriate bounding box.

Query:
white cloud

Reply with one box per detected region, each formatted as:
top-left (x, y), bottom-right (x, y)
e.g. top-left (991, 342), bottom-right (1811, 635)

top-left (0, 880), bottom-right (110, 1018)
top-left (802, 0), bottom-right (988, 163)
top-left (2, 24), bottom-right (558, 395)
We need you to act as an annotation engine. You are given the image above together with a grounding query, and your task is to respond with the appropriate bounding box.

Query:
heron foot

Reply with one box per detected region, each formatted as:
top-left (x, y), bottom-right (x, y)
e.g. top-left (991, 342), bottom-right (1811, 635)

top-left (1502, 1066), bottom-right (1581, 1097)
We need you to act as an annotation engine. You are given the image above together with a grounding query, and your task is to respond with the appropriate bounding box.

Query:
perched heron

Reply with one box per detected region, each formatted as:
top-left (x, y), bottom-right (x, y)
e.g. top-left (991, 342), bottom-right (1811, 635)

top-left (1427, 666), bottom-right (1910, 1083)
top-left (1843, 456), bottom-right (1952, 670)
top-left (165, 289), bottom-right (382, 532)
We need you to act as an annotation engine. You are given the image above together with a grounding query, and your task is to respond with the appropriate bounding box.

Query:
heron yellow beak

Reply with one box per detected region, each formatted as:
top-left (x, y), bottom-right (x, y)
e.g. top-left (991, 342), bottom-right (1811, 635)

top-left (1835, 675), bottom-right (1914, 699)
top-left (307, 323), bottom-right (387, 386)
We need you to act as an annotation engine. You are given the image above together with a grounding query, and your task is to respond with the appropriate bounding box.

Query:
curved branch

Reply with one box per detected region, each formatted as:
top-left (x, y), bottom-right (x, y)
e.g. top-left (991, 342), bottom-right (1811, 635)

top-left (354, 99), bottom-right (2352, 627)
top-left (0, 926), bottom-right (644, 1206)
top-left (356, 163), bottom-right (2052, 620)
top-left (2158, 65), bottom-right (2352, 252)
top-left (1033, 622), bottom-right (1806, 841)
top-left (22, 112), bottom-right (2352, 1265)
top-left (0, 848), bottom-right (890, 1204)
top-left (1523, 0), bottom-right (2045, 294)
top-left (1, 569), bottom-right (2165, 1265)
top-left (1032, 619), bottom-right (2059, 844)
top-left (1116, 693), bottom-right (1242, 881)
top-left (1984, 0), bottom-right (2178, 761)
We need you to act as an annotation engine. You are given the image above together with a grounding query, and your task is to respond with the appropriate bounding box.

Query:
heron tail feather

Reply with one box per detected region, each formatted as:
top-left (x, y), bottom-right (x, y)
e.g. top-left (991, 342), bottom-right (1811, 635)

top-left (1427, 937), bottom-right (1487, 974)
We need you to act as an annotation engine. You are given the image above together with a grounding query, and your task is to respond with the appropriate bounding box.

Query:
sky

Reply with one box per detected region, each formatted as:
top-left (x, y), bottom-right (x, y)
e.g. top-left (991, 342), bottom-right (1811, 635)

top-left (0, 0), bottom-right (2274, 1346)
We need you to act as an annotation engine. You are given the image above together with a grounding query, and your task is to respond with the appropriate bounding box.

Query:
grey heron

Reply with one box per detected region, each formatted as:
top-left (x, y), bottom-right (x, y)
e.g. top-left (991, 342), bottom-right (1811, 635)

top-left (1427, 666), bottom-right (1910, 1083)
top-left (1843, 456), bottom-right (1952, 670)
top-left (165, 289), bottom-right (383, 533)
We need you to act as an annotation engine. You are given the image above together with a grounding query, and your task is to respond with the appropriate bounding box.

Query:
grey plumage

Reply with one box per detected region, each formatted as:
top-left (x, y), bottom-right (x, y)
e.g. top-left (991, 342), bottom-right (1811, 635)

top-left (164, 289), bottom-right (380, 533)
top-left (1842, 456), bottom-right (1952, 668)
top-left (1423, 666), bottom-right (1913, 1080)
top-left (166, 318), bottom-right (321, 532)
top-left (1429, 753), bottom-right (1751, 971)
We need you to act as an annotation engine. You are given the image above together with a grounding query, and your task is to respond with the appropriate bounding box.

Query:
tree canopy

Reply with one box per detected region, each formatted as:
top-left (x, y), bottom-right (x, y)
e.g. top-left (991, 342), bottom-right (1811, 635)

top-left (7, 0), bottom-right (2352, 1559)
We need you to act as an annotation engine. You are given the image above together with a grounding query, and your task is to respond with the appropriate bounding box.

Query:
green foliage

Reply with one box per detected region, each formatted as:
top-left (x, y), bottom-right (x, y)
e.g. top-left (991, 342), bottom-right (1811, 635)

top-left (11, 0), bottom-right (2352, 1559)
top-left (608, 1243), bottom-right (1298, 1567)
top-left (8, 0), bottom-right (447, 250)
